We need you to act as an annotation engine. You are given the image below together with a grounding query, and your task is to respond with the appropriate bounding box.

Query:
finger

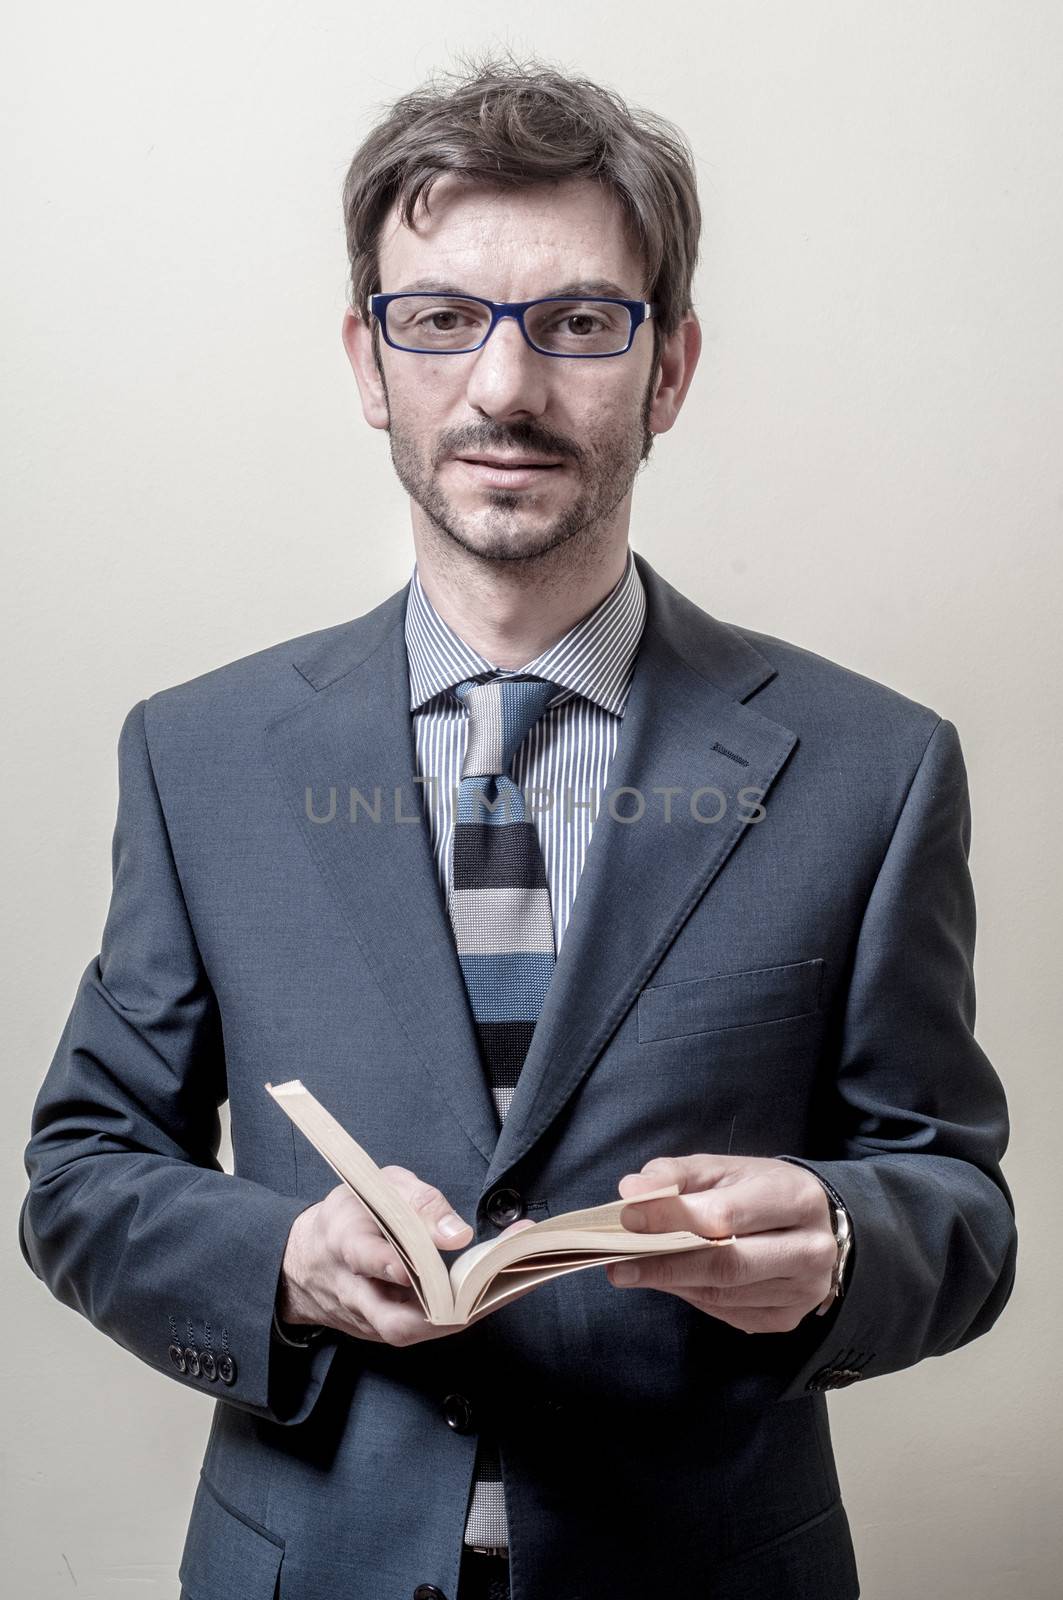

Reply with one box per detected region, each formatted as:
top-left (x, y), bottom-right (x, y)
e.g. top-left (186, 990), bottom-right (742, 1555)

top-left (369, 1272), bottom-right (542, 1345)
top-left (347, 1218), bottom-right (534, 1295)
top-left (619, 1176), bottom-right (802, 1240)
top-left (340, 1269), bottom-right (455, 1346)
top-left (608, 1231), bottom-right (809, 1289)
top-left (333, 1224), bottom-right (416, 1288)
top-left (618, 1154), bottom-right (739, 1195)
top-left (692, 1279), bottom-right (810, 1308)
top-left (609, 1270), bottom-right (806, 1307)
top-left (497, 1219), bottom-right (538, 1239)
top-left (355, 1278), bottom-right (430, 1346)
top-left (378, 1165), bottom-right (475, 1251)
top-left (321, 1182), bottom-right (400, 1233)
top-left (320, 1265), bottom-right (387, 1343)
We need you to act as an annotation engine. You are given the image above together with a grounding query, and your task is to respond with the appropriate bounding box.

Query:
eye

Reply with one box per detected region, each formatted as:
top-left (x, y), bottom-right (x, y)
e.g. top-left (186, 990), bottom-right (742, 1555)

top-left (415, 307), bottom-right (476, 331)
top-left (551, 311), bottom-right (607, 335)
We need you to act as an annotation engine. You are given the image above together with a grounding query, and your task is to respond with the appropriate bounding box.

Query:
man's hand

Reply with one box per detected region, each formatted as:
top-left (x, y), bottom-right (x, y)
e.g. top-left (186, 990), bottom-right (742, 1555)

top-left (278, 1168), bottom-right (537, 1346)
top-left (607, 1155), bottom-right (837, 1334)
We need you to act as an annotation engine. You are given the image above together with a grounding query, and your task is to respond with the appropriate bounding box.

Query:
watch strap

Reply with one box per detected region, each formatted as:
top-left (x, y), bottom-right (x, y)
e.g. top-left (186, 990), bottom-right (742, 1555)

top-left (815, 1197), bottom-right (852, 1316)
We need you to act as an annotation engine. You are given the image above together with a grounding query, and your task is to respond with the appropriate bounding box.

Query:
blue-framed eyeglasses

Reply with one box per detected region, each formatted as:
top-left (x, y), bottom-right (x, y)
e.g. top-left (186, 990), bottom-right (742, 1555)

top-left (369, 292), bottom-right (657, 358)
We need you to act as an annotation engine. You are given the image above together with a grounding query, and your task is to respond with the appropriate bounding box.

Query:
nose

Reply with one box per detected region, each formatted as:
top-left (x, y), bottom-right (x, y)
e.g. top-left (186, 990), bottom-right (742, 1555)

top-left (463, 312), bottom-right (550, 419)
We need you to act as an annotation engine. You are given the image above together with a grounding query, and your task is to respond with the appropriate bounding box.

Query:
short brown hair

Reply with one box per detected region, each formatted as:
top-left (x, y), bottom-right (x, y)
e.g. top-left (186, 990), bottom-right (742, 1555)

top-left (341, 50), bottom-right (702, 377)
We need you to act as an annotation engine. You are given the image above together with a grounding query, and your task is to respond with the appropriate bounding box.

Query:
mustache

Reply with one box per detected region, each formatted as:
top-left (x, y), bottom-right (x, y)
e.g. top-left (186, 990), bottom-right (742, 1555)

top-left (443, 434), bottom-right (578, 464)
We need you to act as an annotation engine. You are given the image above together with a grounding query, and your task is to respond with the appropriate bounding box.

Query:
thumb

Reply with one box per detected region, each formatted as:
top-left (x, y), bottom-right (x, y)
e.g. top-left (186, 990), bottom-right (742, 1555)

top-left (498, 1218), bottom-right (538, 1239)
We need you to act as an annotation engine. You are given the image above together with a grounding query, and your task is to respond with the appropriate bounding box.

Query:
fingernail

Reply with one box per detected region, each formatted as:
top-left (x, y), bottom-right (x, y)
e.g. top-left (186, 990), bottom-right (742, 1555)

top-left (439, 1213), bottom-right (469, 1239)
top-left (613, 1263), bottom-right (640, 1285)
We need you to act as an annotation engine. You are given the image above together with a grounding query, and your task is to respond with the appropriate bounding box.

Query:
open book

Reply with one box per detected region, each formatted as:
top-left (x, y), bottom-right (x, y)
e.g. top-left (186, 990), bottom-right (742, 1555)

top-left (266, 1078), bottom-right (735, 1326)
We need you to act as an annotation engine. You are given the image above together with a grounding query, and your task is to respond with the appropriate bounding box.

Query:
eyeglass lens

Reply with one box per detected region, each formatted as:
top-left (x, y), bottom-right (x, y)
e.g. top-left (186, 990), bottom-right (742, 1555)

top-left (384, 296), bottom-right (633, 354)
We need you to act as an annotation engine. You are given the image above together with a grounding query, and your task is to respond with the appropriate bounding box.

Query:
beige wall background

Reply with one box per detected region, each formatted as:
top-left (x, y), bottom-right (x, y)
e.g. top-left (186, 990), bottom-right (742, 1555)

top-left (4, 4), bottom-right (1059, 1595)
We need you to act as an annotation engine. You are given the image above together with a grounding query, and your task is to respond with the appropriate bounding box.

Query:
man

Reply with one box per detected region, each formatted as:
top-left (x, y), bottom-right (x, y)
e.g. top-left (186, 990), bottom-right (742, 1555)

top-left (19, 59), bottom-right (1016, 1600)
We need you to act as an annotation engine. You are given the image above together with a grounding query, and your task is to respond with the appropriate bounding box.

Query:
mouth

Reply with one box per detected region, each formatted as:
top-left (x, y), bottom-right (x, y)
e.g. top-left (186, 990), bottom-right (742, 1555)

top-left (452, 455), bottom-right (566, 489)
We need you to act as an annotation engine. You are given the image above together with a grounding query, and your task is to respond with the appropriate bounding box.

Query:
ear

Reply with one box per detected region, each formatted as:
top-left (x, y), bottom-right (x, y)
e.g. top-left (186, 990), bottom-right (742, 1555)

top-left (341, 307), bottom-right (390, 431)
top-left (647, 312), bottom-right (702, 437)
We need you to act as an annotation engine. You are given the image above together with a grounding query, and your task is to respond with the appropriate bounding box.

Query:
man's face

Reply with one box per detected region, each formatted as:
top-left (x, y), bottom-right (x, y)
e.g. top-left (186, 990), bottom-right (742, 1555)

top-left (344, 175), bottom-right (673, 568)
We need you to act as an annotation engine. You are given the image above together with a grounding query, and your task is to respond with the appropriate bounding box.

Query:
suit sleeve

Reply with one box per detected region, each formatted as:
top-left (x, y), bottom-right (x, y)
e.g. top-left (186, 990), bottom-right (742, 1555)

top-left (770, 715), bottom-right (1018, 1401)
top-left (18, 698), bottom-right (343, 1425)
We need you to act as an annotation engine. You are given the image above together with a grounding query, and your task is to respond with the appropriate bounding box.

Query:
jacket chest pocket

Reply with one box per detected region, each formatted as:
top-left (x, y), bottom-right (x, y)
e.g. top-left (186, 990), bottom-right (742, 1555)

top-left (637, 958), bottom-right (824, 1043)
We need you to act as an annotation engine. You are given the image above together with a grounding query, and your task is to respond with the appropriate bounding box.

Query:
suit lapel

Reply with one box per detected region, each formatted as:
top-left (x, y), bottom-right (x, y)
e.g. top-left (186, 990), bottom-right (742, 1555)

top-left (264, 553), bottom-right (798, 1183)
top-left (484, 553), bottom-right (797, 1187)
top-left (264, 588), bottom-right (504, 1164)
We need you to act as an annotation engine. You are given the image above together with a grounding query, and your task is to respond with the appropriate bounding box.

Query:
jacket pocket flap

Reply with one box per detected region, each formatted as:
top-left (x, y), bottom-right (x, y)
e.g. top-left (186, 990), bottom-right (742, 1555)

top-left (638, 959), bottom-right (824, 1042)
top-left (179, 1471), bottom-right (283, 1600)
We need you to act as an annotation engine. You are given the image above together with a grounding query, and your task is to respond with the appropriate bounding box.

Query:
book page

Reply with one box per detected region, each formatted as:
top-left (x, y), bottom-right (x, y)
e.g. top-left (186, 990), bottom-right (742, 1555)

top-left (265, 1079), bottom-right (453, 1319)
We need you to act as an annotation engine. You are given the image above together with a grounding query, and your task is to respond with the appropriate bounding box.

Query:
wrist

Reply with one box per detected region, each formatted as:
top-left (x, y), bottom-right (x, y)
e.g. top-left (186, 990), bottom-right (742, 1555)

top-left (272, 1303), bottom-right (327, 1348)
top-left (275, 1203), bottom-right (323, 1334)
top-left (772, 1157), bottom-right (853, 1315)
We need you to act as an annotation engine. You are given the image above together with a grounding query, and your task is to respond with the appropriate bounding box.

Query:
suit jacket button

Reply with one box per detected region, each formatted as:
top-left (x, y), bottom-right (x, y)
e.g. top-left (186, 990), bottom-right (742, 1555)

top-left (183, 1346), bottom-right (201, 1378)
top-left (412, 1588), bottom-right (447, 1600)
top-left (442, 1393), bottom-right (474, 1433)
top-left (168, 1343), bottom-right (187, 1373)
top-left (217, 1353), bottom-right (237, 1385)
top-left (486, 1188), bottom-right (523, 1227)
top-left (199, 1350), bottom-right (218, 1382)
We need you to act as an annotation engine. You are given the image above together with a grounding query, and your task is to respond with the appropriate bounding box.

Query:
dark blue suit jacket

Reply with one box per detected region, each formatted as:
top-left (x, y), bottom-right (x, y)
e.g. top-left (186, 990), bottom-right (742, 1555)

top-left (20, 552), bottom-right (1017, 1600)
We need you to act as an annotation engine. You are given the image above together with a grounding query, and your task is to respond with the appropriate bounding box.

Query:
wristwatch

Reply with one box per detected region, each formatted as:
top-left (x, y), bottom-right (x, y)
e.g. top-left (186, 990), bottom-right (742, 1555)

top-left (815, 1193), bottom-right (852, 1317)
top-left (773, 1157), bottom-right (853, 1316)
top-left (271, 1305), bottom-right (327, 1348)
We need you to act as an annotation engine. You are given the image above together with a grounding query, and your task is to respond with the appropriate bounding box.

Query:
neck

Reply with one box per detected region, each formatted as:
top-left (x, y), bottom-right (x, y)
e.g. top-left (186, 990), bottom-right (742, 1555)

top-left (412, 536), bottom-right (631, 669)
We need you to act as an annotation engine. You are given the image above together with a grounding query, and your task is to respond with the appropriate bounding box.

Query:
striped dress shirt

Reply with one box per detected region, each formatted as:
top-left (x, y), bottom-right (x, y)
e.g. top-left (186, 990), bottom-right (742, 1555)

top-left (404, 545), bottom-right (647, 955)
top-left (404, 544), bottom-right (647, 1553)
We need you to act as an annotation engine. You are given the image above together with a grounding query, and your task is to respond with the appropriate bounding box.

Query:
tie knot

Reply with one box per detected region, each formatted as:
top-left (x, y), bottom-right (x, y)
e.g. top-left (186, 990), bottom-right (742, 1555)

top-left (452, 674), bottom-right (558, 778)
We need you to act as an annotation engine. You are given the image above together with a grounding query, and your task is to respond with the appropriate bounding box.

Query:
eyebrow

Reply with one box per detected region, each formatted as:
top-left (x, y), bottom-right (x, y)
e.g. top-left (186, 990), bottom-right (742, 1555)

top-left (390, 277), bottom-right (640, 300)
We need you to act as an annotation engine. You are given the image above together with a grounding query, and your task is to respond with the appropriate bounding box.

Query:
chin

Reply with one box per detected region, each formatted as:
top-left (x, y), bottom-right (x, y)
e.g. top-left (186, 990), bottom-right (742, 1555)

top-left (449, 526), bottom-right (567, 564)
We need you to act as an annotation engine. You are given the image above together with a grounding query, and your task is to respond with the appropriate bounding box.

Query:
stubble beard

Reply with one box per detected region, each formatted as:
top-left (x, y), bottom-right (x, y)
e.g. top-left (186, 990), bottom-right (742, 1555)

top-left (376, 354), bottom-right (658, 572)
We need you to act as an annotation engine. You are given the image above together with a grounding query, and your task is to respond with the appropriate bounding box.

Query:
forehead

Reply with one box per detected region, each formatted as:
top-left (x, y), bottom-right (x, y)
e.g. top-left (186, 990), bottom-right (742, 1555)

top-left (377, 174), bottom-right (645, 296)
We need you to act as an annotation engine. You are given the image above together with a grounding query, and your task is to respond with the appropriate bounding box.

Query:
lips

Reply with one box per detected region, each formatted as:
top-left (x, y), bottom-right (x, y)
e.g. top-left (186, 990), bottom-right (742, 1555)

top-left (452, 456), bottom-right (567, 490)
top-left (457, 456), bottom-right (562, 469)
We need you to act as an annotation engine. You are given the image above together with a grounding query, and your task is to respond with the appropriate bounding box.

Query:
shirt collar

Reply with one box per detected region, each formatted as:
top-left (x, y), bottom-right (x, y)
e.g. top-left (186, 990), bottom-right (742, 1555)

top-left (404, 546), bottom-right (646, 717)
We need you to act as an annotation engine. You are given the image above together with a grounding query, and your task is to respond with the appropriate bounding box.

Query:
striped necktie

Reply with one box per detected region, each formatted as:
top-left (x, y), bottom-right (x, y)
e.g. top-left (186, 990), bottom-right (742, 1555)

top-left (448, 671), bottom-right (558, 1557)
top-left (447, 672), bottom-right (560, 1125)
